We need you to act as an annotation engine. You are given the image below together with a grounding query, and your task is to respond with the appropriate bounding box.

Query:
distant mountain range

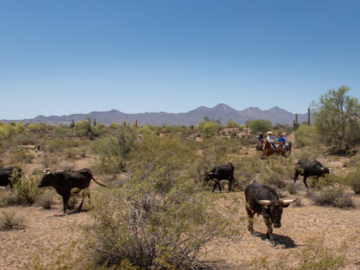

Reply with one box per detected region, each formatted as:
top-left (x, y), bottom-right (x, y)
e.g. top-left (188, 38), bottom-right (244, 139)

top-left (2, 104), bottom-right (310, 126)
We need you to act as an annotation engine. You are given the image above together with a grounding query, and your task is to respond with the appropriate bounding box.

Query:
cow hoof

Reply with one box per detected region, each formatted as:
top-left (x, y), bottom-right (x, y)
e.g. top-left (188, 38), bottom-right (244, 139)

top-left (251, 232), bottom-right (256, 237)
top-left (270, 241), bottom-right (276, 247)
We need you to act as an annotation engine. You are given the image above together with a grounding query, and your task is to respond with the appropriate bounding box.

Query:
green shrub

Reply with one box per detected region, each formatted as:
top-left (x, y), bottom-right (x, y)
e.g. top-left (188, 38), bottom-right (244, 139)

top-left (201, 121), bottom-right (219, 138)
top-left (82, 135), bottom-right (243, 268)
top-left (293, 236), bottom-right (345, 270)
top-left (53, 126), bottom-right (68, 138)
top-left (343, 168), bottom-right (360, 194)
top-left (41, 154), bottom-right (59, 168)
top-left (224, 118), bottom-right (239, 128)
top-left (260, 156), bottom-right (294, 188)
top-left (109, 122), bottom-right (119, 129)
top-left (28, 123), bottom-right (46, 134)
top-left (311, 187), bottom-right (354, 208)
top-left (9, 146), bottom-right (35, 163)
top-left (65, 148), bottom-right (78, 159)
top-left (249, 119), bottom-right (272, 134)
top-left (0, 190), bottom-right (21, 207)
top-left (0, 210), bottom-right (24, 231)
top-left (37, 191), bottom-right (55, 209)
top-left (15, 175), bottom-right (44, 205)
top-left (92, 125), bottom-right (137, 161)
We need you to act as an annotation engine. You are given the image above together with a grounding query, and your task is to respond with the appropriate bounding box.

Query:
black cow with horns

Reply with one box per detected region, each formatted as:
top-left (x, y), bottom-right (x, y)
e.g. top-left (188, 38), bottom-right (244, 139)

top-left (202, 163), bottom-right (234, 193)
top-left (38, 168), bottom-right (105, 214)
top-left (245, 180), bottom-right (297, 246)
top-left (0, 167), bottom-right (21, 189)
top-left (294, 160), bottom-right (330, 189)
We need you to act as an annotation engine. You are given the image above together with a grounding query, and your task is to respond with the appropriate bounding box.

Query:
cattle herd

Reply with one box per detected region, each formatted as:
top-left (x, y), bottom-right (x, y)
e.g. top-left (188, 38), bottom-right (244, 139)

top-left (202, 159), bottom-right (330, 246)
top-left (0, 158), bottom-right (330, 246)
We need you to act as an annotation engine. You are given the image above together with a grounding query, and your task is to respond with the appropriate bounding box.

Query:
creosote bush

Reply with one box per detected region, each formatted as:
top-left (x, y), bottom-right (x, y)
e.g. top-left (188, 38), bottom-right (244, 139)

top-left (82, 134), bottom-right (243, 269)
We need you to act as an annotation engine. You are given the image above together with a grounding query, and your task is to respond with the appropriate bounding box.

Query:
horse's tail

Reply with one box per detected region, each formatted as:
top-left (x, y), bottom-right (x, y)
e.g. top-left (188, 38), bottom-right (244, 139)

top-left (287, 141), bottom-right (292, 153)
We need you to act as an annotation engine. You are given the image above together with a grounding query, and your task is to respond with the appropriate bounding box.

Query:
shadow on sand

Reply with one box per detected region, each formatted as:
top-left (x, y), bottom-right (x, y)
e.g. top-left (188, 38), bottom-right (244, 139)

top-left (255, 232), bottom-right (297, 248)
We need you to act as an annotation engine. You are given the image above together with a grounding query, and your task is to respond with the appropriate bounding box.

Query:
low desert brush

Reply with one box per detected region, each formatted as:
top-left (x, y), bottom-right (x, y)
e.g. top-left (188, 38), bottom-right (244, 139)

top-left (311, 186), bottom-right (354, 208)
top-left (0, 210), bottom-right (24, 231)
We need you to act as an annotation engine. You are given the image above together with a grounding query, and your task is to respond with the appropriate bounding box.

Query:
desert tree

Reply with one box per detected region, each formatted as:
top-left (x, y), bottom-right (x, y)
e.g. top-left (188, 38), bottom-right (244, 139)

top-left (311, 85), bottom-right (360, 153)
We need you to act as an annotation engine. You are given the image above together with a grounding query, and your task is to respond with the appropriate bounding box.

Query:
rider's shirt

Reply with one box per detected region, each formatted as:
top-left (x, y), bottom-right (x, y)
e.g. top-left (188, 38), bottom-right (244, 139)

top-left (277, 137), bottom-right (285, 143)
top-left (267, 135), bottom-right (275, 143)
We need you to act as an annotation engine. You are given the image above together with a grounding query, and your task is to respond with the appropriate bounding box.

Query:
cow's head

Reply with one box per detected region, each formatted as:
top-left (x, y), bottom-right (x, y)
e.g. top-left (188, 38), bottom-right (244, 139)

top-left (318, 166), bottom-right (330, 177)
top-left (256, 199), bottom-right (297, 228)
top-left (38, 170), bottom-right (54, 188)
top-left (201, 172), bottom-right (213, 183)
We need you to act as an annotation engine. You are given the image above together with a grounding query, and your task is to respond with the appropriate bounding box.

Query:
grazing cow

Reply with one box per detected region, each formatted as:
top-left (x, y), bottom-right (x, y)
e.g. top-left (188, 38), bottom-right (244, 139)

top-left (245, 180), bottom-right (297, 246)
top-left (294, 160), bottom-right (330, 189)
top-left (38, 168), bottom-right (105, 214)
top-left (0, 167), bottom-right (22, 189)
top-left (202, 163), bottom-right (234, 193)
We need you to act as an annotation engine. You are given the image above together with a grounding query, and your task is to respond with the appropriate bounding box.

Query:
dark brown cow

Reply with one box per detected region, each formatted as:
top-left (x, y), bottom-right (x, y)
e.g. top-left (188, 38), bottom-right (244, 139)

top-left (294, 160), bottom-right (330, 188)
top-left (0, 167), bottom-right (21, 189)
top-left (38, 168), bottom-right (105, 214)
top-left (202, 163), bottom-right (234, 193)
top-left (245, 180), bottom-right (297, 246)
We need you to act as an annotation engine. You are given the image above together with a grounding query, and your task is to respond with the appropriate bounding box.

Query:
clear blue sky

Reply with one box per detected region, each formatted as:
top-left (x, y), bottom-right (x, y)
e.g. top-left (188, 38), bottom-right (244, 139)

top-left (1, 0), bottom-right (359, 119)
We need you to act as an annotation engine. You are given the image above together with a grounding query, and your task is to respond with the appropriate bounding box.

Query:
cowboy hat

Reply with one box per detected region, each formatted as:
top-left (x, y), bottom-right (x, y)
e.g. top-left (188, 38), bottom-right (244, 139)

top-left (267, 131), bottom-right (273, 134)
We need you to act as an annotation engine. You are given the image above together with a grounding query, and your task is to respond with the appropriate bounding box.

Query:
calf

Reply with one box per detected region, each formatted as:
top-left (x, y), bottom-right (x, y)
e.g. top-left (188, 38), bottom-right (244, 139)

top-left (245, 180), bottom-right (297, 246)
top-left (294, 160), bottom-right (330, 188)
top-left (202, 163), bottom-right (234, 193)
top-left (0, 167), bottom-right (21, 189)
top-left (38, 168), bottom-right (105, 214)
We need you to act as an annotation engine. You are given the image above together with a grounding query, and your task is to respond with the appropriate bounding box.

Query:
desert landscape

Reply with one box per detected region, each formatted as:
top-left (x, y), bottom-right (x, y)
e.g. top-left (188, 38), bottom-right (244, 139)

top-left (0, 118), bottom-right (359, 269)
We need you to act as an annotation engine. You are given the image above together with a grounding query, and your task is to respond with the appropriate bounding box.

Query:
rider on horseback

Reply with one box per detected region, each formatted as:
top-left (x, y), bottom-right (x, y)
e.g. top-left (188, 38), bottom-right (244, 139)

top-left (256, 132), bottom-right (264, 140)
top-left (266, 131), bottom-right (275, 151)
top-left (277, 134), bottom-right (286, 153)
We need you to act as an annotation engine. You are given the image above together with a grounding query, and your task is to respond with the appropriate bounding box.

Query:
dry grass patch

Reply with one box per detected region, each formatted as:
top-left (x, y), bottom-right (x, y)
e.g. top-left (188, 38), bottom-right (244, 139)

top-left (0, 210), bottom-right (24, 231)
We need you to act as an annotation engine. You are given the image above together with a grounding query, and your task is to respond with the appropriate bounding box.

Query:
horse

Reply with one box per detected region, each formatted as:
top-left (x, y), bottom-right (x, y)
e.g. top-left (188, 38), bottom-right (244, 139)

top-left (256, 139), bottom-right (264, 151)
top-left (262, 139), bottom-right (292, 158)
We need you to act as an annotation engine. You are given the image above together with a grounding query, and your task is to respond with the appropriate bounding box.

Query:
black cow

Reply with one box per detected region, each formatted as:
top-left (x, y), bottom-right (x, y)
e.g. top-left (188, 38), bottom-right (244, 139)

top-left (0, 167), bottom-right (22, 189)
top-left (38, 168), bottom-right (105, 214)
top-left (202, 163), bottom-right (234, 193)
top-left (245, 180), bottom-right (297, 246)
top-left (294, 160), bottom-right (330, 189)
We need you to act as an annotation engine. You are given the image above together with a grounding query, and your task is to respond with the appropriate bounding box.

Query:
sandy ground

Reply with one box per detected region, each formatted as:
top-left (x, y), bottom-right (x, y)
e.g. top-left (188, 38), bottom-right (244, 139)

top-left (1, 137), bottom-right (360, 269)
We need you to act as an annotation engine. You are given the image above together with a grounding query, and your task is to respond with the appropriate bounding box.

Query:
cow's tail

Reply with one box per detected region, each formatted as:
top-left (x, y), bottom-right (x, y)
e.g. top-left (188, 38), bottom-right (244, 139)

top-left (92, 176), bottom-right (106, 187)
top-left (287, 141), bottom-right (292, 153)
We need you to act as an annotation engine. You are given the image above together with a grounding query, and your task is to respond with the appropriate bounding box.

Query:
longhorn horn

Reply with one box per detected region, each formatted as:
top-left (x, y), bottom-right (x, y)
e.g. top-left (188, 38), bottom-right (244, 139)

top-left (201, 173), bottom-right (205, 175)
top-left (281, 198), bottom-right (298, 205)
top-left (328, 167), bottom-right (334, 170)
top-left (320, 167), bottom-right (324, 171)
top-left (209, 172), bottom-right (214, 175)
top-left (256, 200), bottom-right (271, 205)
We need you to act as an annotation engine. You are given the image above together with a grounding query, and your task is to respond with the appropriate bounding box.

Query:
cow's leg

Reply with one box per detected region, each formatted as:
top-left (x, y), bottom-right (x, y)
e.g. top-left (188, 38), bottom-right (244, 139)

top-left (62, 195), bottom-right (70, 214)
top-left (294, 171), bottom-right (300, 184)
top-left (228, 179), bottom-right (233, 192)
top-left (77, 191), bottom-right (85, 212)
top-left (264, 216), bottom-right (275, 246)
top-left (246, 206), bottom-right (256, 236)
top-left (303, 176), bottom-right (309, 189)
top-left (9, 181), bottom-right (13, 190)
